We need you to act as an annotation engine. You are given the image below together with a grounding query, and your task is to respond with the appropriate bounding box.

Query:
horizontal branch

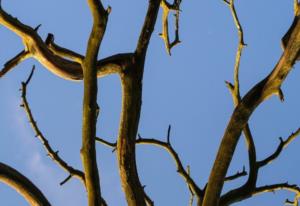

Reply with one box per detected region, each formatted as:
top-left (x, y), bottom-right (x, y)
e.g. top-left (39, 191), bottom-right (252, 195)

top-left (21, 67), bottom-right (85, 185)
top-left (0, 6), bottom-right (130, 81)
top-left (0, 162), bottom-right (51, 206)
top-left (96, 131), bottom-right (203, 201)
top-left (45, 33), bottom-right (83, 64)
top-left (203, 6), bottom-right (300, 205)
top-left (224, 166), bottom-right (247, 182)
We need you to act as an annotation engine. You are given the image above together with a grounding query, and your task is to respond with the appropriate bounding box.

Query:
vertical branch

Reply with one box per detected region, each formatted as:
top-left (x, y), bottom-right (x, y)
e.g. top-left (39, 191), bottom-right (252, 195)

top-left (224, 0), bottom-right (259, 191)
top-left (81, 0), bottom-right (109, 206)
top-left (115, 1), bottom-right (161, 205)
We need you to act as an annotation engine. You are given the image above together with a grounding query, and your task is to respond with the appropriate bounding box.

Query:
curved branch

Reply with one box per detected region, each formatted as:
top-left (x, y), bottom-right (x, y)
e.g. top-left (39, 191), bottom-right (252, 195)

top-left (95, 133), bottom-right (204, 203)
top-left (45, 33), bottom-right (83, 64)
top-left (0, 162), bottom-right (51, 206)
top-left (0, 7), bottom-right (128, 81)
top-left (21, 67), bottom-right (85, 185)
top-left (136, 135), bottom-right (204, 201)
top-left (258, 128), bottom-right (300, 167)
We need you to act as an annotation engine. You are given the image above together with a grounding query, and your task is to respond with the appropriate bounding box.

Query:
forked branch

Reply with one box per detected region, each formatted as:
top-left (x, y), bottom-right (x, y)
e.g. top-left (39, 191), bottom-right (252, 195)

top-left (203, 2), bottom-right (300, 206)
top-left (159, 0), bottom-right (182, 55)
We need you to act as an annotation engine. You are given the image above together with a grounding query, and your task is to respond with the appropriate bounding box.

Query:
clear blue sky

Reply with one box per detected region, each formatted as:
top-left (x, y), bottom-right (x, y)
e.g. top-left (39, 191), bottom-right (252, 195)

top-left (1, 0), bottom-right (300, 205)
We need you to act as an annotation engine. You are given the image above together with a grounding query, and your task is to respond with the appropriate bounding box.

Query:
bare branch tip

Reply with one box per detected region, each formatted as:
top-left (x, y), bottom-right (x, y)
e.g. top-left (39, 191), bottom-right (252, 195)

top-left (59, 174), bottom-right (72, 186)
top-left (278, 88), bottom-right (285, 102)
top-left (167, 125), bottom-right (172, 144)
top-left (106, 6), bottom-right (112, 14)
top-left (45, 33), bottom-right (54, 45)
top-left (24, 65), bottom-right (35, 86)
top-left (34, 24), bottom-right (42, 32)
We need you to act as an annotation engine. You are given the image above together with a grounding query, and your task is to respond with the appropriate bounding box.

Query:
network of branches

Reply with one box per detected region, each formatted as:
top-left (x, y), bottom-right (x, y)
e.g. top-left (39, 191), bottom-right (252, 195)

top-left (0, 0), bottom-right (300, 206)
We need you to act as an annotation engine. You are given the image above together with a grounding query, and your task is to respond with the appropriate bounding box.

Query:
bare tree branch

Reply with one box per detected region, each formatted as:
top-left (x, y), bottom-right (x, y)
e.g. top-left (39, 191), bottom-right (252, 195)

top-left (0, 50), bottom-right (31, 78)
top-left (45, 33), bottom-right (83, 64)
top-left (224, 166), bottom-right (247, 182)
top-left (136, 134), bottom-right (203, 202)
top-left (203, 3), bottom-right (300, 206)
top-left (257, 128), bottom-right (300, 167)
top-left (0, 6), bottom-right (127, 81)
top-left (80, 0), bottom-right (110, 205)
top-left (136, 0), bottom-right (161, 57)
top-left (96, 132), bottom-right (204, 204)
top-left (95, 137), bottom-right (117, 148)
top-left (20, 66), bottom-right (85, 186)
top-left (0, 162), bottom-right (51, 206)
top-left (159, 0), bottom-right (182, 55)
top-left (222, 0), bottom-right (260, 204)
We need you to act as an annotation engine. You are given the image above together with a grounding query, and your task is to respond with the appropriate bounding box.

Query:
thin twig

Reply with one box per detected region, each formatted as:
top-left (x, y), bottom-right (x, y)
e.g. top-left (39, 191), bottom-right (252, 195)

top-left (20, 66), bottom-right (85, 185)
top-left (224, 166), bottom-right (247, 182)
top-left (257, 128), bottom-right (300, 167)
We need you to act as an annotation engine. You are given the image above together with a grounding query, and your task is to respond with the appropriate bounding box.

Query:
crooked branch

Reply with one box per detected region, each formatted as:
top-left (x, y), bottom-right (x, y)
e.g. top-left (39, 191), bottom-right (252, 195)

top-left (20, 66), bottom-right (85, 186)
top-left (159, 0), bottom-right (182, 55)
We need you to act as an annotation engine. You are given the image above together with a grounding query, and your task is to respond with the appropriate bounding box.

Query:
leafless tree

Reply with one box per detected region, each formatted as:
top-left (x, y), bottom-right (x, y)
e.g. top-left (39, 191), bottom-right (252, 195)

top-left (1, 0), bottom-right (300, 206)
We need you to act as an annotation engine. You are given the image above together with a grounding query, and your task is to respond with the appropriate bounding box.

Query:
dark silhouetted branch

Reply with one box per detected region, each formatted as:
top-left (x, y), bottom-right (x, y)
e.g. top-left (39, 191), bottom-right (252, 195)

top-left (0, 50), bottom-right (31, 78)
